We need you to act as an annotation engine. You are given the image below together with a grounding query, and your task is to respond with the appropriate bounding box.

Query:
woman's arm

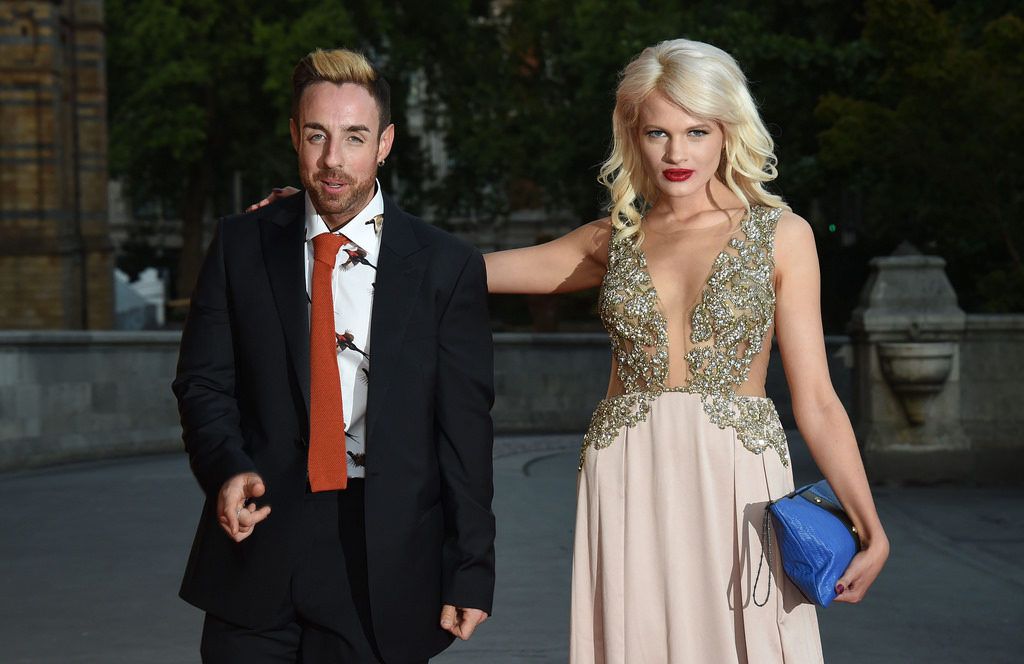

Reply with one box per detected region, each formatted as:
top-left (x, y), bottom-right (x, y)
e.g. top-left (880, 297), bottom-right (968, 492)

top-left (773, 211), bottom-right (890, 604)
top-left (249, 188), bottom-right (611, 295)
top-left (484, 219), bottom-right (611, 294)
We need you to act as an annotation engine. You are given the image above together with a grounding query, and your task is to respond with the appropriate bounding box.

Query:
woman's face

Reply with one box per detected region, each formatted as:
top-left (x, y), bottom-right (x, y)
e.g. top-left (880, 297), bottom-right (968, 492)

top-left (637, 91), bottom-right (724, 201)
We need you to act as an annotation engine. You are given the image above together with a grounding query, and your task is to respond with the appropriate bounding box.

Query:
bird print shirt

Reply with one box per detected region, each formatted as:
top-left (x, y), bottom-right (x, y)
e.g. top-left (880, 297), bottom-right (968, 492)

top-left (303, 183), bottom-right (384, 478)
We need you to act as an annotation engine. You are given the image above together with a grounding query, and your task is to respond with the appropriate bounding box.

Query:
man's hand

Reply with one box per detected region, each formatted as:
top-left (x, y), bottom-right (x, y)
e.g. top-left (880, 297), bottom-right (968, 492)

top-left (216, 472), bottom-right (271, 542)
top-left (245, 186), bottom-right (300, 212)
top-left (439, 605), bottom-right (488, 641)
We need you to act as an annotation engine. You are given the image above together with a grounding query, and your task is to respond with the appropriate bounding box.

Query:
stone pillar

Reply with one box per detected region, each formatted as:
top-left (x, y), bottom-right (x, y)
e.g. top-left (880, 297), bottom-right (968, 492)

top-left (0, 0), bottom-right (113, 329)
top-left (849, 247), bottom-right (971, 482)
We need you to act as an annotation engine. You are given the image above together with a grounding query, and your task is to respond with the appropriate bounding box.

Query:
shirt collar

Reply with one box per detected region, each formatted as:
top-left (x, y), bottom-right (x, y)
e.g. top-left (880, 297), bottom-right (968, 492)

top-left (304, 180), bottom-right (384, 255)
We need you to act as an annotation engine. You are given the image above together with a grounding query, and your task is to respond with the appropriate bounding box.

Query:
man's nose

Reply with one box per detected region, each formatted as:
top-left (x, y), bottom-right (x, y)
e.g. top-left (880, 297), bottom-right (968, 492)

top-left (321, 139), bottom-right (343, 170)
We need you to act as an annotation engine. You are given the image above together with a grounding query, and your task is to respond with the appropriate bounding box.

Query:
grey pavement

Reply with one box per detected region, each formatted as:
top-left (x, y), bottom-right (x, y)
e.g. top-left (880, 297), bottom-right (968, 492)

top-left (1, 434), bottom-right (1022, 663)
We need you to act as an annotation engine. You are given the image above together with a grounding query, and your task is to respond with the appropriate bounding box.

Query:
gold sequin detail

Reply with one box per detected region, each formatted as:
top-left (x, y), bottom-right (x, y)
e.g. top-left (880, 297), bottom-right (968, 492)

top-left (581, 206), bottom-right (789, 469)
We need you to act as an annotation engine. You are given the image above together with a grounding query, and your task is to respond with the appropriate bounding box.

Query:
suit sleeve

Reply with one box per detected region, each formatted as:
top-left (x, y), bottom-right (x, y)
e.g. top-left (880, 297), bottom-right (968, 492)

top-left (436, 249), bottom-right (496, 613)
top-left (171, 219), bottom-right (257, 496)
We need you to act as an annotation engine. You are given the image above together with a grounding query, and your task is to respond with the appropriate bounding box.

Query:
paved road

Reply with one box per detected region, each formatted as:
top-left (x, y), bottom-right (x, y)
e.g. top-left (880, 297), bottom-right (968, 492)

top-left (1, 434), bottom-right (1022, 663)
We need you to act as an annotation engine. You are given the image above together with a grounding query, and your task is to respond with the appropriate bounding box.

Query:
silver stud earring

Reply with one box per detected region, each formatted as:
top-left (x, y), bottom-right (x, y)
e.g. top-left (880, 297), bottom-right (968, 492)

top-left (378, 159), bottom-right (386, 167)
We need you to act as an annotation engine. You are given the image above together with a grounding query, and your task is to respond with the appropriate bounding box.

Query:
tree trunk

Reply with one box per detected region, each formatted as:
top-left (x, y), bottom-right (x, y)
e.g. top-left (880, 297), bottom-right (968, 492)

top-left (175, 165), bottom-right (210, 299)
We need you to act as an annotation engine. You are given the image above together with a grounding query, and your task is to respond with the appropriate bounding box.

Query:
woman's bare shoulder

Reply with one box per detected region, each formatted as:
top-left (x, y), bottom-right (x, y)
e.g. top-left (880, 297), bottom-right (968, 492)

top-left (580, 216), bottom-right (613, 235)
top-left (773, 209), bottom-right (817, 268)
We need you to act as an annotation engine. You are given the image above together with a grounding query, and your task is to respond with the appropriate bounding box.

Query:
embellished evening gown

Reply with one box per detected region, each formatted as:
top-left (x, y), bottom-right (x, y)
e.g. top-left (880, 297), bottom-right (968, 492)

top-left (570, 206), bottom-right (824, 663)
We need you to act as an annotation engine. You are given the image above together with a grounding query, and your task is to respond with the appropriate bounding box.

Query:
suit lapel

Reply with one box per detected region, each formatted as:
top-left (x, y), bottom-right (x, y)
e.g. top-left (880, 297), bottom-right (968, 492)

top-left (260, 193), bottom-right (311, 420)
top-left (367, 196), bottom-right (428, 441)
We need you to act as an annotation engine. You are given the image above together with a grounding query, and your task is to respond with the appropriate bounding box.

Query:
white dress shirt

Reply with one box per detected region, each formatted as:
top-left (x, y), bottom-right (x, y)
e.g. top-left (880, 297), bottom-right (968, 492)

top-left (304, 183), bottom-right (384, 478)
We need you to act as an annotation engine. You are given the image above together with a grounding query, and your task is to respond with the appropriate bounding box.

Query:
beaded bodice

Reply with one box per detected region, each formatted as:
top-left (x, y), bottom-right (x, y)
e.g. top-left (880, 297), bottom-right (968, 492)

top-left (581, 205), bottom-right (789, 467)
top-left (601, 205), bottom-right (779, 395)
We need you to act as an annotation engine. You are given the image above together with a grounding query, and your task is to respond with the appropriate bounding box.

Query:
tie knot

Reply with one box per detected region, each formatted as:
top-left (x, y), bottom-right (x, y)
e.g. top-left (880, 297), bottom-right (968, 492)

top-left (312, 233), bottom-right (349, 264)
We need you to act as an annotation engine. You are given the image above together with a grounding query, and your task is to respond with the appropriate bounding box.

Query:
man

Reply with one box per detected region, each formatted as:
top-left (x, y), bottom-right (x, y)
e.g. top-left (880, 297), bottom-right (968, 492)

top-left (172, 48), bottom-right (495, 663)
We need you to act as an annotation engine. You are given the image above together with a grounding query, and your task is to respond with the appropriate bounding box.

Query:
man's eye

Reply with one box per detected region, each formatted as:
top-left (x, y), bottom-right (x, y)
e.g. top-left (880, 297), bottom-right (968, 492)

top-left (348, 136), bottom-right (365, 144)
top-left (308, 133), bottom-right (326, 143)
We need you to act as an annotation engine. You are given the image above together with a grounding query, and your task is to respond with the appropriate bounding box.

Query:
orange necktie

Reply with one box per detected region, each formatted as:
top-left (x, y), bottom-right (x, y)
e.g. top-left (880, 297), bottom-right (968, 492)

top-left (309, 233), bottom-right (348, 491)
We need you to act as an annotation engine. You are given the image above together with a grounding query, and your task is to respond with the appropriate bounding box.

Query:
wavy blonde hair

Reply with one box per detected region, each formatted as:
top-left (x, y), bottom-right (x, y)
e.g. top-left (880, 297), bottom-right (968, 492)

top-left (599, 39), bottom-right (787, 246)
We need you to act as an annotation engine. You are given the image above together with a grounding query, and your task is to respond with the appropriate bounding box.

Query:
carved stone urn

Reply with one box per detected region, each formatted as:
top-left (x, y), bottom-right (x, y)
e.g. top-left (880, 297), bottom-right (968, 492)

top-left (849, 245), bottom-right (971, 482)
top-left (877, 342), bottom-right (956, 425)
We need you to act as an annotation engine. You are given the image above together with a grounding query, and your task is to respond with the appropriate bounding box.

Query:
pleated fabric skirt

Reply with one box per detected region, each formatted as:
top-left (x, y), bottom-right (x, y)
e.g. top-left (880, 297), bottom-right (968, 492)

top-left (570, 391), bottom-right (824, 664)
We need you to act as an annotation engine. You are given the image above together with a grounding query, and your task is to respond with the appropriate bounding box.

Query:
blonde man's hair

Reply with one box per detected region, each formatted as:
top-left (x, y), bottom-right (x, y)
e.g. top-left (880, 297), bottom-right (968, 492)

top-left (598, 39), bottom-right (788, 247)
top-left (291, 48), bottom-right (391, 132)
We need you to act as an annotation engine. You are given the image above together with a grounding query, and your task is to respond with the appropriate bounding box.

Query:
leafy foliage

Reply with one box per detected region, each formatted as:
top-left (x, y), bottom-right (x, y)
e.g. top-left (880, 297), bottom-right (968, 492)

top-left (107, 0), bottom-right (287, 295)
top-left (107, 0), bottom-right (1023, 316)
top-left (817, 0), bottom-right (1024, 311)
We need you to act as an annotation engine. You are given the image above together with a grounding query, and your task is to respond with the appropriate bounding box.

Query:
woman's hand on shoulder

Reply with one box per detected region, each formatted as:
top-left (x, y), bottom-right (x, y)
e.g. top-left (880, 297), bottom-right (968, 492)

top-left (483, 218), bottom-right (612, 294)
top-left (245, 186), bottom-right (300, 212)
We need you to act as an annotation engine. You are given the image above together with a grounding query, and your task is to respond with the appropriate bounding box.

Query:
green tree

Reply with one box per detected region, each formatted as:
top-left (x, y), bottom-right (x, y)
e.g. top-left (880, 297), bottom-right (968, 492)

top-left (107, 0), bottom-right (310, 297)
top-left (107, 0), bottom-right (1022, 319)
top-left (817, 0), bottom-right (1024, 310)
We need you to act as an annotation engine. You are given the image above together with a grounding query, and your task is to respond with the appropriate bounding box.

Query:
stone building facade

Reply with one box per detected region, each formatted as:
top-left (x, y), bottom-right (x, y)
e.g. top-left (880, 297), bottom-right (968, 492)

top-left (0, 0), bottom-right (112, 329)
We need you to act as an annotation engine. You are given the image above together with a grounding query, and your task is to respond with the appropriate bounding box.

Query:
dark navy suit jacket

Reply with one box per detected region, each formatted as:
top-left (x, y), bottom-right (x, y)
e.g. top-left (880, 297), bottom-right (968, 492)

top-left (172, 192), bottom-right (495, 663)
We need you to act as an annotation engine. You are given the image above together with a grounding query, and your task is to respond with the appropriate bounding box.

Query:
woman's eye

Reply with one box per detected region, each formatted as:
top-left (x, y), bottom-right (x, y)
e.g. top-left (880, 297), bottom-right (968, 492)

top-left (689, 129), bottom-right (709, 137)
top-left (645, 129), bottom-right (667, 138)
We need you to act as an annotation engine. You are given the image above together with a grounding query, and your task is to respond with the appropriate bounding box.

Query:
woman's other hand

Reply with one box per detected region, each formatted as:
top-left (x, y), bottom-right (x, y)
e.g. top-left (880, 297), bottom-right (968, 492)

top-left (832, 532), bottom-right (890, 603)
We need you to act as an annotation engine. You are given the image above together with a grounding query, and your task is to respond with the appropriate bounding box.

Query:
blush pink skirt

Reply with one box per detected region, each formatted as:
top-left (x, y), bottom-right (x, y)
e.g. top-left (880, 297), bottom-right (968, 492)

top-left (571, 391), bottom-right (824, 663)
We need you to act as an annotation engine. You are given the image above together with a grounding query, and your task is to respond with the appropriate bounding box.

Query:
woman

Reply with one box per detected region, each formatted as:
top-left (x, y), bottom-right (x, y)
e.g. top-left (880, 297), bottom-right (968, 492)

top-left (254, 38), bottom-right (889, 662)
top-left (487, 38), bottom-right (888, 663)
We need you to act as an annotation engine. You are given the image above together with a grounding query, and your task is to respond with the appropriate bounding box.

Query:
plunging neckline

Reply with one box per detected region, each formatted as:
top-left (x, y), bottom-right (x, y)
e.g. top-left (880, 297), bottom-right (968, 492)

top-left (634, 207), bottom-right (751, 333)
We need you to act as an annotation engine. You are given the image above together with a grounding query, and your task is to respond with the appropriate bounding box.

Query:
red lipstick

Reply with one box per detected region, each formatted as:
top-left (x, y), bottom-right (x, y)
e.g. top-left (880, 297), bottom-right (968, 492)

top-left (663, 169), bottom-right (694, 182)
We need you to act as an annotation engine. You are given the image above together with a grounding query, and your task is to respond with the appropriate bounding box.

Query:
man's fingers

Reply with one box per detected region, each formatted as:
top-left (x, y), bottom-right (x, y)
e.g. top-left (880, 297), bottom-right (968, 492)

top-left (217, 473), bottom-right (267, 538)
top-left (237, 505), bottom-right (271, 528)
top-left (227, 506), bottom-right (269, 543)
top-left (245, 476), bottom-right (266, 498)
top-left (459, 618), bottom-right (478, 640)
top-left (439, 604), bottom-right (457, 632)
top-left (449, 608), bottom-right (488, 641)
top-left (222, 500), bottom-right (241, 535)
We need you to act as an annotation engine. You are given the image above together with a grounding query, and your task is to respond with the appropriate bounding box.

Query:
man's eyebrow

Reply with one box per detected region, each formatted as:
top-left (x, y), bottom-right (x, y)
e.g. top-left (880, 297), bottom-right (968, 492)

top-left (302, 123), bottom-right (371, 134)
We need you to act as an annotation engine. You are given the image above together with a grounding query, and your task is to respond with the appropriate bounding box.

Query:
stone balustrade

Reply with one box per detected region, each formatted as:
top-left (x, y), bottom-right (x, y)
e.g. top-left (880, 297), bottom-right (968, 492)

top-left (1, 315), bottom-right (1020, 482)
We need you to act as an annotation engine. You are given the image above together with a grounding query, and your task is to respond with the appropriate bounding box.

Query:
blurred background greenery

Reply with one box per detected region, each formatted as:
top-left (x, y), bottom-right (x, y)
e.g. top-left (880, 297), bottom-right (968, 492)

top-left (106, 0), bottom-right (1023, 331)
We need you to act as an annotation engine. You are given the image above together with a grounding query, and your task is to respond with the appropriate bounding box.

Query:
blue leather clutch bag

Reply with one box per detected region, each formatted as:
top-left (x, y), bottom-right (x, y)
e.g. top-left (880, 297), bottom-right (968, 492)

top-left (754, 480), bottom-right (861, 608)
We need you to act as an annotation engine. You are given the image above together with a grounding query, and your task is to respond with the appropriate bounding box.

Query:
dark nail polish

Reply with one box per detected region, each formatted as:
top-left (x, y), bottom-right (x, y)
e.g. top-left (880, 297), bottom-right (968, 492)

top-left (836, 584), bottom-right (845, 595)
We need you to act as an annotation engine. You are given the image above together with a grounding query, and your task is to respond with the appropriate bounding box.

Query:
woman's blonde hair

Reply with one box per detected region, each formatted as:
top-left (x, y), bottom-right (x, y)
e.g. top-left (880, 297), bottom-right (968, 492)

top-left (598, 39), bottom-right (787, 246)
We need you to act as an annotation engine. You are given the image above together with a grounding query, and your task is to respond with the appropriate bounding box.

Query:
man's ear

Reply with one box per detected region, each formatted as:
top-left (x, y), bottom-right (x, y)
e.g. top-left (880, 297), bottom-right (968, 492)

top-left (290, 117), bottom-right (299, 153)
top-left (377, 123), bottom-right (395, 163)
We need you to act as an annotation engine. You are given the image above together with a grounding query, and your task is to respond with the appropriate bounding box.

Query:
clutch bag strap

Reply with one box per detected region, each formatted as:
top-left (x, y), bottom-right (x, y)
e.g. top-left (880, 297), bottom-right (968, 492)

top-left (752, 505), bottom-right (775, 607)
